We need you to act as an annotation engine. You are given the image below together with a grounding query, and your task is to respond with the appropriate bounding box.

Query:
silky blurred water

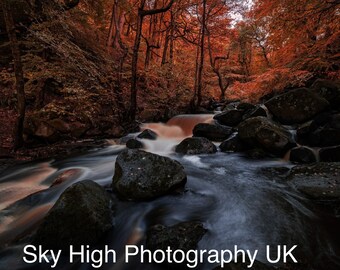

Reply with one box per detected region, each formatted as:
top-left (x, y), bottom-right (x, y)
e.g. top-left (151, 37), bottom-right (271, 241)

top-left (0, 115), bottom-right (339, 270)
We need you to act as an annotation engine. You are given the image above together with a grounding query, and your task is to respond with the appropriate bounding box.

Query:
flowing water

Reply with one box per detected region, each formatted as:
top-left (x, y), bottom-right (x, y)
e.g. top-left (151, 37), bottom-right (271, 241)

top-left (0, 115), bottom-right (339, 270)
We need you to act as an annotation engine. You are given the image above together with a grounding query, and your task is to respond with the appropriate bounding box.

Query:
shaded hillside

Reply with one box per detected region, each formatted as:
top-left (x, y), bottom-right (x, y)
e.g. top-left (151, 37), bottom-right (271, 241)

top-left (0, 0), bottom-right (193, 151)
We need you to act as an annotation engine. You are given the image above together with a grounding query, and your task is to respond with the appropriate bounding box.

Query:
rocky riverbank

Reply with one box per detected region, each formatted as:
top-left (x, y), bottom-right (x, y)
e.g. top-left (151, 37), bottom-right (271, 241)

top-left (1, 79), bottom-right (340, 270)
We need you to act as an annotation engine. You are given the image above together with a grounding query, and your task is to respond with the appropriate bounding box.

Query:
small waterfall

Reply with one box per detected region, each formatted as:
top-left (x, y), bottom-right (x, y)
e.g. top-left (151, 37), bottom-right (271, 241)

top-left (166, 114), bottom-right (213, 136)
top-left (142, 114), bottom-right (213, 138)
top-left (140, 114), bottom-right (214, 154)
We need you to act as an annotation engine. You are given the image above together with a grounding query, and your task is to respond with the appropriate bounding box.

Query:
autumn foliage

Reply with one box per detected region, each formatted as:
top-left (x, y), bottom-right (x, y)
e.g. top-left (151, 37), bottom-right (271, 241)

top-left (92, 0), bottom-right (339, 105)
top-left (1, 0), bottom-right (339, 149)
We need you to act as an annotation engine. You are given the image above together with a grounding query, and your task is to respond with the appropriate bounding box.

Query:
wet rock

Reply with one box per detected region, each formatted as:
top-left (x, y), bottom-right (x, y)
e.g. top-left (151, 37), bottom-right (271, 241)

top-left (175, 137), bottom-right (217, 155)
top-left (298, 113), bottom-right (340, 147)
top-left (33, 180), bottom-right (114, 250)
top-left (137, 129), bottom-right (158, 140)
top-left (319, 146), bottom-right (340, 162)
top-left (311, 128), bottom-right (340, 147)
top-left (126, 139), bottom-right (144, 149)
top-left (215, 259), bottom-right (275, 270)
top-left (312, 79), bottom-right (340, 109)
top-left (146, 221), bottom-right (206, 255)
top-left (237, 102), bottom-right (256, 111)
top-left (219, 135), bottom-right (247, 152)
top-left (265, 88), bottom-right (329, 124)
top-left (259, 166), bottom-right (291, 180)
top-left (310, 112), bottom-right (333, 129)
top-left (330, 113), bottom-right (340, 129)
top-left (243, 106), bottom-right (267, 120)
top-left (118, 134), bottom-right (136, 144)
top-left (290, 147), bottom-right (317, 164)
top-left (296, 121), bottom-right (314, 145)
top-left (238, 117), bottom-right (295, 156)
top-left (287, 163), bottom-right (340, 200)
top-left (223, 101), bottom-right (240, 111)
top-left (245, 148), bottom-right (269, 159)
top-left (288, 162), bottom-right (340, 218)
top-left (193, 123), bottom-right (233, 142)
top-left (112, 150), bottom-right (187, 200)
top-left (214, 109), bottom-right (244, 126)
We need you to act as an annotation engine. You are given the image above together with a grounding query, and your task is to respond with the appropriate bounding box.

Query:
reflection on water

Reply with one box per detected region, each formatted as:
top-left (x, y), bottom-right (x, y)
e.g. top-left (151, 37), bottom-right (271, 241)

top-left (0, 115), bottom-right (339, 270)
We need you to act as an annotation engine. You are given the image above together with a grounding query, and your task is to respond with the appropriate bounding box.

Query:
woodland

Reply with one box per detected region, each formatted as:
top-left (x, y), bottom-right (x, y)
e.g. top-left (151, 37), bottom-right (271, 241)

top-left (1, 2), bottom-right (340, 269)
top-left (0, 0), bottom-right (339, 153)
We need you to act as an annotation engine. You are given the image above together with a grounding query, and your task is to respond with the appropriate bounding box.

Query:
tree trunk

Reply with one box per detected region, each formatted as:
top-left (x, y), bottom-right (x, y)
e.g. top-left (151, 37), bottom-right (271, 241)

top-left (145, 42), bottom-right (151, 68)
top-left (260, 45), bottom-right (271, 67)
top-left (106, 3), bottom-right (116, 47)
top-left (129, 8), bottom-right (144, 121)
top-left (161, 28), bottom-right (170, 65)
top-left (128, 0), bottom-right (174, 121)
top-left (107, 1), bottom-right (125, 49)
top-left (169, 10), bottom-right (175, 66)
top-left (196, 0), bottom-right (207, 108)
top-left (2, 0), bottom-right (26, 150)
top-left (191, 31), bottom-right (201, 110)
top-left (207, 32), bottom-right (229, 101)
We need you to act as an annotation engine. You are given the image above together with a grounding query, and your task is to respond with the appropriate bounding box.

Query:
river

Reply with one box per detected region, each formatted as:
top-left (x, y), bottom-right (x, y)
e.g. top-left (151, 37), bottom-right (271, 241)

top-left (0, 115), bottom-right (339, 270)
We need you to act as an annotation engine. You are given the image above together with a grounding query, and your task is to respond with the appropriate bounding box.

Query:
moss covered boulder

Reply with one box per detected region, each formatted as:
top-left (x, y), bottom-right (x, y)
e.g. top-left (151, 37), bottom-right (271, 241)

top-left (265, 88), bottom-right (329, 124)
top-left (146, 221), bottom-right (207, 253)
top-left (238, 117), bottom-right (295, 156)
top-left (175, 137), bottom-right (217, 155)
top-left (193, 123), bottom-right (233, 142)
top-left (112, 150), bottom-right (187, 200)
top-left (33, 180), bottom-right (114, 250)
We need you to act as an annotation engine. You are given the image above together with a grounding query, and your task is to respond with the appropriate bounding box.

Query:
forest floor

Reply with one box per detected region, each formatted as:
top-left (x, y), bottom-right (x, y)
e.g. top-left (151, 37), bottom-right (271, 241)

top-left (0, 106), bottom-right (109, 162)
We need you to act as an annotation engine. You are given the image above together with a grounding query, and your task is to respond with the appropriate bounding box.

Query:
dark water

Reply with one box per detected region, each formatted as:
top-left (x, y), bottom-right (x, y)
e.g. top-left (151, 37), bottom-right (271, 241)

top-left (0, 115), bottom-right (339, 270)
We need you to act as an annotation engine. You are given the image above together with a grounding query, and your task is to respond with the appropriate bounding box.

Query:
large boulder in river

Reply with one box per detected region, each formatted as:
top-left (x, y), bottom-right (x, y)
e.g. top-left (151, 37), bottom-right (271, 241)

top-left (238, 117), bottom-right (295, 156)
top-left (237, 102), bottom-right (256, 111)
top-left (137, 129), bottom-right (158, 140)
top-left (214, 109), bottom-right (244, 126)
top-left (112, 150), bottom-right (187, 200)
top-left (265, 88), bottom-right (329, 124)
top-left (146, 221), bottom-right (207, 253)
top-left (242, 105), bottom-right (267, 120)
top-left (311, 79), bottom-right (340, 109)
top-left (307, 127), bottom-right (340, 147)
top-left (193, 123), bottom-right (233, 142)
top-left (287, 163), bottom-right (340, 218)
top-left (175, 137), bottom-right (217, 155)
top-left (215, 260), bottom-right (275, 270)
top-left (319, 146), bottom-right (340, 162)
top-left (219, 135), bottom-right (247, 152)
top-left (297, 113), bottom-right (340, 147)
top-left (287, 163), bottom-right (340, 202)
top-left (215, 104), bottom-right (266, 126)
top-left (126, 138), bottom-right (144, 149)
top-left (33, 180), bottom-right (114, 250)
top-left (290, 146), bottom-right (317, 164)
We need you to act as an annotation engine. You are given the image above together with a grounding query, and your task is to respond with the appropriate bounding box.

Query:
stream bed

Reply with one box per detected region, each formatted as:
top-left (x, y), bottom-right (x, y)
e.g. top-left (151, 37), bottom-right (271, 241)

top-left (0, 115), bottom-right (339, 270)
